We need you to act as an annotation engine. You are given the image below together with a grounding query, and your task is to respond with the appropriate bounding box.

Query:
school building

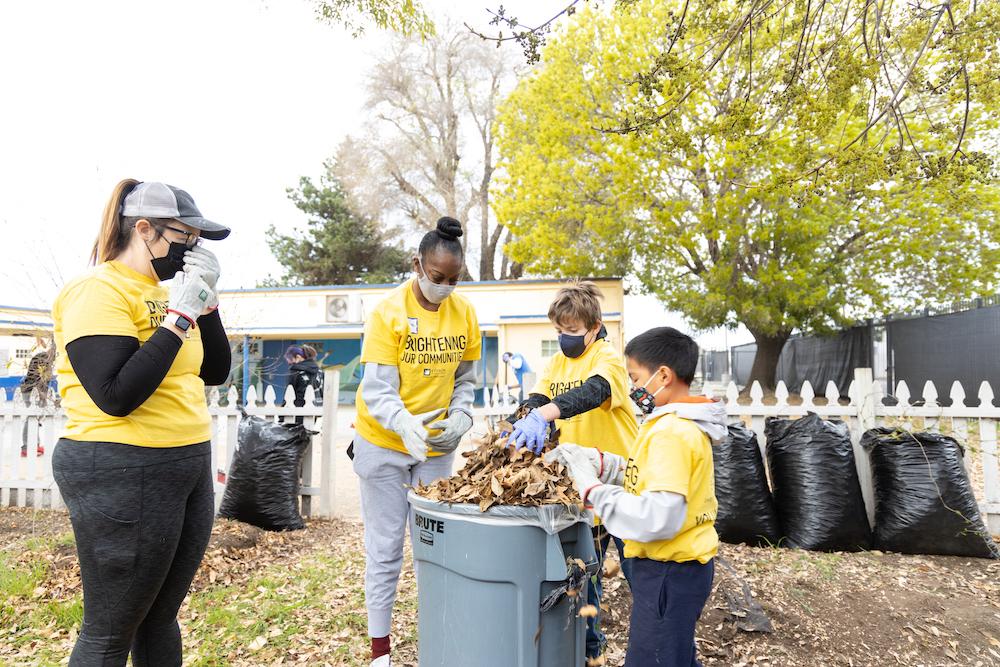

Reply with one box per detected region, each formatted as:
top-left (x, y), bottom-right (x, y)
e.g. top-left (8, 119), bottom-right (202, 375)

top-left (0, 305), bottom-right (54, 397)
top-left (217, 278), bottom-right (625, 404)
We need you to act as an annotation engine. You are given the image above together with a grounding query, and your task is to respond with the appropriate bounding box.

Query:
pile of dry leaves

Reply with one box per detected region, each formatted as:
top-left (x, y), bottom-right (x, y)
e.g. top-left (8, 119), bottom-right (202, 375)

top-left (414, 417), bottom-right (581, 511)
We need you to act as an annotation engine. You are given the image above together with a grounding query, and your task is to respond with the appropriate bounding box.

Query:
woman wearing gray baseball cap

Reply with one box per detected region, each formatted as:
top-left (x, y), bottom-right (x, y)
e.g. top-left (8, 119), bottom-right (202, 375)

top-left (50, 178), bottom-right (231, 666)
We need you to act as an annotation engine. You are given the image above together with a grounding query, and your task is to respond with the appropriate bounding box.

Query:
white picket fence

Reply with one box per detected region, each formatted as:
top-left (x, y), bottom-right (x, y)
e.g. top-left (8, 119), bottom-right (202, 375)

top-left (2, 368), bottom-right (998, 536)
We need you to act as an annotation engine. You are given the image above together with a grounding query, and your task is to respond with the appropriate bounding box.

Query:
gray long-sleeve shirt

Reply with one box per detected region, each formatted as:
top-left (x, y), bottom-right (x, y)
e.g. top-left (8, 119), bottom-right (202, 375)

top-left (360, 361), bottom-right (478, 429)
top-left (588, 400), bottom-right (728, 543)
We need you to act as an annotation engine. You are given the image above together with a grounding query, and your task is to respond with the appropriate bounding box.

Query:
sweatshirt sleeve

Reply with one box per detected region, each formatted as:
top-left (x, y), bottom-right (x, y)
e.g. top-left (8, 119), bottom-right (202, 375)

top-left (360, 362), bottom-right (407, 429)
top-left (448, 361), bottom-right (478, 418)
top-left (587, 485), bottom-right (688, 542)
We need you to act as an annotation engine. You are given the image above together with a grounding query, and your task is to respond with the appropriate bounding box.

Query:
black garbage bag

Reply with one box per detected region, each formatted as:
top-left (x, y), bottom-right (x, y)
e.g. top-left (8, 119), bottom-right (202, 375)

top-left (712, 423), bottom-right (782, 546)
top-left (765, 413), bottom-right (872, 551)
top-left (861, 428), bottom-right (999, 559)
top-left (218, 413), bottom-right (314, 531)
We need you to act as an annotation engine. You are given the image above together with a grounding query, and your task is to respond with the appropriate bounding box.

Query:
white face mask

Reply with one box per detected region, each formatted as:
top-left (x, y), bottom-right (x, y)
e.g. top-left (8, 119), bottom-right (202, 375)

top-left (416, 257), bottom-right (456, 304)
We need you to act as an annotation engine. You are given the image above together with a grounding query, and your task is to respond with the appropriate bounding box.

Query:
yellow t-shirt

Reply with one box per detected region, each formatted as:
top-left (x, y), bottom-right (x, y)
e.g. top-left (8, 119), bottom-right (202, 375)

top-left (355, 280), bottom-right (481, 455)
top-left (622, 409), bottom-right (719, 564)
top-left (531, 339), bottom-right (637, 459)
top-left (53, 261), bottom-right (211, 447)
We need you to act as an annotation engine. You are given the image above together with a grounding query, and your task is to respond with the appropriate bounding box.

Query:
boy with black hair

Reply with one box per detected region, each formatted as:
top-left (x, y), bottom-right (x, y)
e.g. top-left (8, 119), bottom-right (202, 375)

top-left (548, 326), bottom-right (727, 667)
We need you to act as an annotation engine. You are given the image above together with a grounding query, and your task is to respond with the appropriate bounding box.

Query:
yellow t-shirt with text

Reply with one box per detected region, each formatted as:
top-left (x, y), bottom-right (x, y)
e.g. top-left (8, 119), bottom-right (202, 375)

top-left (355, 280), bottom-right (481, 455)
top-left (532, 338), bottom-right (637, 459)
top-left (53, 261), bottom-right (211, 447)
top-left (622, 409), bottom-right (719, 563)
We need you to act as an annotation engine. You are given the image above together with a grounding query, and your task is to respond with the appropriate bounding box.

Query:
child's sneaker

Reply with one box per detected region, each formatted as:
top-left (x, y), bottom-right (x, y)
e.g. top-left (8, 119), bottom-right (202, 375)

top-left (371, 656), bottom-right (390, 667)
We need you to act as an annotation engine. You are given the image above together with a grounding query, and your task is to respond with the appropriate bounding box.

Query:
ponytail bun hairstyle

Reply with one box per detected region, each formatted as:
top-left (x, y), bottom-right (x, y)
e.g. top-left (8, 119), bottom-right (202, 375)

top-left (418, 216), bottom-right (464, 259)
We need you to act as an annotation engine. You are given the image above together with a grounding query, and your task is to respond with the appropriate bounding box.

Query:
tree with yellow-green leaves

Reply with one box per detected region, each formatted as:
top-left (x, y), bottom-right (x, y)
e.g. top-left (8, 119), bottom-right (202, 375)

top-left (494, 0), bottom-right (1000, 389)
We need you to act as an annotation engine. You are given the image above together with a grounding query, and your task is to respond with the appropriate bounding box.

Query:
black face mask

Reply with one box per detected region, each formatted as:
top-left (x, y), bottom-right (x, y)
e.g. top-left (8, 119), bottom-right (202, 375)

top-left (148, 241), bottom-right (188, 281)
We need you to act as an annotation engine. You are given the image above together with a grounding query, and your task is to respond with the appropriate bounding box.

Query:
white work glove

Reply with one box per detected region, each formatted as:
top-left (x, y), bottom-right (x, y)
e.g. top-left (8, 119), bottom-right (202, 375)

top-left (426, 411), bottom-right (473, 454)
top-left (598, 451), bottom-right (628, 486)
top-left (168, 273), bottom-right (213, 324)
top-left (545, 443), bottom-right (602, 500)
top-left (183, 245), bottom-right (221, 289)
top-left (390, 408), bottom-right (445, 462)
top-left (545, 444), bottom-right (627, 486)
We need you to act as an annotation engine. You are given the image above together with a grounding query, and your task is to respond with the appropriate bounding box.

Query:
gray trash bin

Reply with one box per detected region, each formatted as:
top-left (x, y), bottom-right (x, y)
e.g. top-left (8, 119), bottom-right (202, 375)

top-left (409, 492), bottom-right (598, 667)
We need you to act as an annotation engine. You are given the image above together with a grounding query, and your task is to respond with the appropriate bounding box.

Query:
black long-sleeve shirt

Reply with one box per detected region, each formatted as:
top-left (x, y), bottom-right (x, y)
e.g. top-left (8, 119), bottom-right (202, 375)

top-left (510, 375), bottom-right (612, 422)
top-left (65, 310), bottom-right (231, 418)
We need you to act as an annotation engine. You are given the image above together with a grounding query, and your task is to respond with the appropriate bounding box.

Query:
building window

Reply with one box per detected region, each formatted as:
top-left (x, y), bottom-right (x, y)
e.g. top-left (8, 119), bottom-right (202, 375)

top-left (14, 349), bottom-right (32, 360)
top-left (541, 340), bottom-right (559, 358)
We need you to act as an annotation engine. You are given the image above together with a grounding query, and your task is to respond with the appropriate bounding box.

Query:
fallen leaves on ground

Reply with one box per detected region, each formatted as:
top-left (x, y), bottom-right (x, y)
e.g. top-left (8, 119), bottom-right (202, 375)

top-left (4, 508), bottom-right (1000, 667)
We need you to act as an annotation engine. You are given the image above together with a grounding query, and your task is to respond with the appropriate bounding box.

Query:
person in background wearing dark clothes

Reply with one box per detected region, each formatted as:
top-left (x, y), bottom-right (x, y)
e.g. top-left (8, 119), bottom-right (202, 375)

top-left (51, 179), bottom-right (231, 666)
top-left (285, 344), bottom-right (321, 423)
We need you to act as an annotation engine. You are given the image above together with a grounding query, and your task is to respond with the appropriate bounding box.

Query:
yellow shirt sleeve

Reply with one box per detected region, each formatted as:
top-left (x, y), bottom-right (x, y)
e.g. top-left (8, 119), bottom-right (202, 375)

top-left (462, 305), bottom-right (482, 362)
top-left (59, 278), bottom-right (140, 343)
top-left (640, 426), bottom-right (696, 498)
top-left (361, 306), bottom-right (401, 366)
top-left (589, 344), bottom-right (630, 409)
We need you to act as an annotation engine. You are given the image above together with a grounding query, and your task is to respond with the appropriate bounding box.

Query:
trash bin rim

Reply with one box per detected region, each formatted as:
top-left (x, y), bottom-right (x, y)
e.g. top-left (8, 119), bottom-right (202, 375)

top-left (408, 490), bottom-right (592, 535)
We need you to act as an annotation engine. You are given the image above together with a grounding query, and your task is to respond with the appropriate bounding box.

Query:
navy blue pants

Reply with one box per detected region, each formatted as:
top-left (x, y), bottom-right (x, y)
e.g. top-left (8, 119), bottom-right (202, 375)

top-left (625, 557), bottom-right (714, 667)
top-left (586, 526), bottom-right (633, 658)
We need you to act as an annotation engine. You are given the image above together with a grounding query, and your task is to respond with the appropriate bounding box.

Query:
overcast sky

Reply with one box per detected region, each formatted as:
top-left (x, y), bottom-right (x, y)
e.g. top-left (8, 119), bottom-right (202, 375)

top-left (0, 0), bottom-right (750, 349)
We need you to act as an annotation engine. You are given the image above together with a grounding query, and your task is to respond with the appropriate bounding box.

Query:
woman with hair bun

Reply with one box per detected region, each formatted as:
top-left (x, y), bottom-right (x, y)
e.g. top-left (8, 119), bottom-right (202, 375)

top-left (352, 217), bottom-right (481, 666)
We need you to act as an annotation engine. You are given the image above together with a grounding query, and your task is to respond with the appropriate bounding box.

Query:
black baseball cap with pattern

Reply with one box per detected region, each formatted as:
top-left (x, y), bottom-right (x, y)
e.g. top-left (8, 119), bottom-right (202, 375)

top-left (122, 182), bottom-right (230, 240)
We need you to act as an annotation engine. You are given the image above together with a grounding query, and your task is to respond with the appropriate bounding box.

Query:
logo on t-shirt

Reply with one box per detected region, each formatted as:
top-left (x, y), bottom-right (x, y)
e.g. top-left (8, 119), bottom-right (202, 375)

top-left (145, 300), bottom-right (167, 328)
top-left (401, 334), bottom-right (468, 366)
top-left (408, 317), bottom-right (419, 334)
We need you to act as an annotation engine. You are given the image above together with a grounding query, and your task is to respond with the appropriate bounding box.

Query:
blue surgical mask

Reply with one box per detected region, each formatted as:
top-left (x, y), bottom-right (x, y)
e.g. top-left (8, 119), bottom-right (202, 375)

top-left (416, 257), bottom-right (456, 304)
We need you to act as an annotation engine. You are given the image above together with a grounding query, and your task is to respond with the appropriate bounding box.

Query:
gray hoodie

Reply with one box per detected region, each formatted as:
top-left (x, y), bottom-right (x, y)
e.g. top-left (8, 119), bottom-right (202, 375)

top-left (588, 398), bottom-right (727, 544)
top-left (646, 399), bottom-right (729, 444)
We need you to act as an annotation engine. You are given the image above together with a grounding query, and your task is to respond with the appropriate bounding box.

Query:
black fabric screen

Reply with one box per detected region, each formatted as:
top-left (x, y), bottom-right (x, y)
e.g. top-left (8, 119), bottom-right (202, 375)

top-left (886, 305), bottom-right (1000, 407)
top-left (729, 326), bottom-right (872, 396)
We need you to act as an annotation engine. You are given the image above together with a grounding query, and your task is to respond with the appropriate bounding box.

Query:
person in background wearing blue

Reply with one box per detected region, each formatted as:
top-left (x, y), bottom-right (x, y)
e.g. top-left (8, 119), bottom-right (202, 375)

top-left (501, 351), bottom-right (531, 402)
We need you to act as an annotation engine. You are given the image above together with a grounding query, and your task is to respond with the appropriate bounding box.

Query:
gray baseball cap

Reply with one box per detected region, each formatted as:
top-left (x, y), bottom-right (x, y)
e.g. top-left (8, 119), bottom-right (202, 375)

top-left (122, 182), bottom-right (230, 240)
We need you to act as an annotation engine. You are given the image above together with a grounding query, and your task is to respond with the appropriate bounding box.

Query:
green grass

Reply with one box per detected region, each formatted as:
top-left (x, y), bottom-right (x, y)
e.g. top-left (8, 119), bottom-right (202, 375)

top-left (1, 527), bottom-right (410, 667)
top-left (0, 551), bottom-right (48, 600)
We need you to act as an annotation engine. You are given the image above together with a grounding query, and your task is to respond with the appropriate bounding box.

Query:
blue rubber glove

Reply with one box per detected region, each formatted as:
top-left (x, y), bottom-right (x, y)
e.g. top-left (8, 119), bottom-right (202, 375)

top-left (510, 409), bottom-right (549, 455)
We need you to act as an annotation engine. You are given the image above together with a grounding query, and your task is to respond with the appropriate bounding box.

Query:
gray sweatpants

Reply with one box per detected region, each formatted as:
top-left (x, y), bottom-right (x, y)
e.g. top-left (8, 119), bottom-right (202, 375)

top-left (352, 433), bottom-right (454, 638)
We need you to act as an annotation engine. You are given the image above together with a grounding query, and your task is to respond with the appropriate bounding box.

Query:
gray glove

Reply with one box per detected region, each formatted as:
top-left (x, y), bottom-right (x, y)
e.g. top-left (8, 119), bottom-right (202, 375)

top-left (545, 443), bottom-right (602, 498)
top-left (426, 411), bottom-right (473, 454)
top-left (183, 245), bottom-right (220, 289)
top-left (390, 408), bottom-right (445, 462)
top-left (168, 273), bottom-right (213, 323)
top-left (598, 451), bottom-right (628, 486)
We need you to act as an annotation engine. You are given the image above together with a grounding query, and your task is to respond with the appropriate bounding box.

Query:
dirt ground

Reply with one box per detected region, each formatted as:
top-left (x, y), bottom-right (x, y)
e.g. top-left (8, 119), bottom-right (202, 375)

top-left (2, 508), bottom-right (998, 667)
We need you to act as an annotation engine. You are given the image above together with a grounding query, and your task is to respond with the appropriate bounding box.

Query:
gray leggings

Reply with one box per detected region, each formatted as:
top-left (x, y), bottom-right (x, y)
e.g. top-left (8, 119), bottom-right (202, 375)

top-left (352, 434), bottom-right (455, 638)
top-left (53, 439), bottom-right (214, 667)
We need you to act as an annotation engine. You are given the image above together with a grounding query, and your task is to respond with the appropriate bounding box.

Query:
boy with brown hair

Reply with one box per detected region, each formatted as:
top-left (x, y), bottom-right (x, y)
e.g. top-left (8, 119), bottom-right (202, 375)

top-left (508, 280), bottom-right (638, 661)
